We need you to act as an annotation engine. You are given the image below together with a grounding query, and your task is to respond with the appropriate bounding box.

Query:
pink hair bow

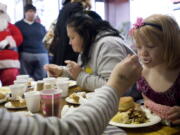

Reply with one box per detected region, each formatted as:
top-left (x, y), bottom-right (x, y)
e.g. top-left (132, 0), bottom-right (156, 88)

top-left (133, 17), bottom-right (144, 28)
top-left (129, 17), bottom-right (144, 35)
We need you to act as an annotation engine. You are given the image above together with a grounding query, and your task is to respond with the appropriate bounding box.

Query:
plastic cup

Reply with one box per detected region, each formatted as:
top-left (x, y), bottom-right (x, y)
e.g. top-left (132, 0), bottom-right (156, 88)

top-left (56, 80), bottom-right (69, 97)
top-left (24, 91), bottom-right (40, 113)
top-left (43, 77), bottom-right (56, 88)
top-left (10, 84), bottom-right (27, 97)
top-left (40, 90), bottom-right (61, 117)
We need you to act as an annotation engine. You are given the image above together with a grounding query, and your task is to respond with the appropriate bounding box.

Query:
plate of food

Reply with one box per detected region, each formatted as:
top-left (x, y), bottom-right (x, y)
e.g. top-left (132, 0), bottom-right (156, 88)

top-left (68, 80), bottom-right (77, 87)
top-left (0, 92), bottom-right (8, 104)
top-left (65, 92), bottom-right (89, 105)
top-left (0, 87), bottom-right (11, 95)
top-left (65, 97), bottom-right (80, 105)
top-left (109, 96), bottom-right (161, 128)
top-left (0, 98), bottom-right (7, 104)
top-left (5, 98), bottom-right (26, 109)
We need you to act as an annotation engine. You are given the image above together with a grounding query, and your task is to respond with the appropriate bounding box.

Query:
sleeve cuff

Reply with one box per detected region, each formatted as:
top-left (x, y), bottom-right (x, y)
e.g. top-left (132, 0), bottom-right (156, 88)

top-left (76, 71), bottom-right (87, 86)
top-left (0, 39), bottom-right (8, 49)
top-left (61, 67), bottom-right (72, 78)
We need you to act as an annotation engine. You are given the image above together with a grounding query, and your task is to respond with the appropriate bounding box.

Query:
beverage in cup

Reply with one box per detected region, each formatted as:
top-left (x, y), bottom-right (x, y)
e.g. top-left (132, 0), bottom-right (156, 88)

top-left (40, 90), bottom-right (61, 117)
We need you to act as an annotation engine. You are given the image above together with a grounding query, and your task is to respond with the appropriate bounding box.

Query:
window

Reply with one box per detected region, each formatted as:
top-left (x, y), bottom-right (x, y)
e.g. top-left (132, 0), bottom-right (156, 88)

top-left (33, 0), bottom-right (60, 29)
top-left (130, 0), bottom-right (180, 25)
top-left (0, 0), bottom-right (23, 23)
top-left (94, 1), bottom-right (105, 19)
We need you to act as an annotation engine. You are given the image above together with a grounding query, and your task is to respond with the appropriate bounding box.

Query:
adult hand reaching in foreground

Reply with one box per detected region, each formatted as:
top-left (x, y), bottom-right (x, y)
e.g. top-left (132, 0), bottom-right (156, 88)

top-left (107, 55), bottom-right (142, 97)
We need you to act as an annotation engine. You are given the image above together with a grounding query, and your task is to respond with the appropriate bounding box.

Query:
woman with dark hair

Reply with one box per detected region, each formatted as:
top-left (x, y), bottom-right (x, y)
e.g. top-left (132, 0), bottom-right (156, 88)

top-left (50, 0), bottom-right (91, 66)
top-left (45, 14), bottom-right (133, 91)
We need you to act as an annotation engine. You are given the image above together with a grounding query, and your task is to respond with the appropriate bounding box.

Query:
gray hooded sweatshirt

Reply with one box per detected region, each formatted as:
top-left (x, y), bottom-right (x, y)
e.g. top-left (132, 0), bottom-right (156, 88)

top-left (64, 31), bottom-right (133, 91)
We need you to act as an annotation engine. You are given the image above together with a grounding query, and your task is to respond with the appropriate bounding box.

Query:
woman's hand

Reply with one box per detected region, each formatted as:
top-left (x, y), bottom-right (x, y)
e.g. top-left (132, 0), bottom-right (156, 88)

top-left (107, 55), bottom-right (142, 96)
top-left (167, 106), bottom-right (180, 125)
top-left (44, 64), bottom-right (63, 77)
top-left (65, 60), bottom-right (82, 80)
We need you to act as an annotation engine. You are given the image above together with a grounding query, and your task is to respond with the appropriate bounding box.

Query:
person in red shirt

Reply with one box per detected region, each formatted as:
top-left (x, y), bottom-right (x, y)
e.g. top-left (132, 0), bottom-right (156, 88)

top-left (0, 2), bottom-right (23, 86)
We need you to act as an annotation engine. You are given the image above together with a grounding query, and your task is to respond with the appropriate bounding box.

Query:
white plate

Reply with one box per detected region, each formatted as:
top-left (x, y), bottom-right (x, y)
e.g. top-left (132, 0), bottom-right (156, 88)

top-left (68, 80), bottom-right (77, 87)
top-left (65, 92), bottom-right (95, 105)
top-left (0, 98), bottom-right (7, 104)
top-left (0, 87), bottom-right (11, 95)
top-left (4, 102), bottom-right (26, 109)
top-left (50, 80), bottom-right (77, 89)
top-left (109, 106), bottom-right (161, 128)
top-left (65, 97), bottom-right (80, 105)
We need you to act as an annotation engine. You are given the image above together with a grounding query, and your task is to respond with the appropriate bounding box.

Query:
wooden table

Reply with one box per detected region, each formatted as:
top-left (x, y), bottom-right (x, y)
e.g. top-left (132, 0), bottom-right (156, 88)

top-left (0, 86), bottom-right (82, 113)
top-left (0, 86), bottom-right (180, 135)
top-left (123, 124), bottom-right (180, 135)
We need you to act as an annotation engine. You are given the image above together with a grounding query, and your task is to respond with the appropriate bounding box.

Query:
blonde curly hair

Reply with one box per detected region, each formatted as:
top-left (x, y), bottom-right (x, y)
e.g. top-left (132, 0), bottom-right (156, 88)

top-left (131, 14), bottom-right (180, 69)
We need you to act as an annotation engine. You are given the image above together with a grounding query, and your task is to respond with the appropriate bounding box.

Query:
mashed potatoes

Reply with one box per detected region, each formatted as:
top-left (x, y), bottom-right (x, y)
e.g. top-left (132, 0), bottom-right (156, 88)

top-left (112, 97), bottom-right (149, 124)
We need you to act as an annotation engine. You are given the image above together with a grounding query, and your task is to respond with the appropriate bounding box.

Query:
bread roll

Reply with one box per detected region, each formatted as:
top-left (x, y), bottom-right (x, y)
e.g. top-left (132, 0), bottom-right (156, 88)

top-left (119, 96), bottom-right (135, 112)
top-left (10, 99), bottom-right (26, 107)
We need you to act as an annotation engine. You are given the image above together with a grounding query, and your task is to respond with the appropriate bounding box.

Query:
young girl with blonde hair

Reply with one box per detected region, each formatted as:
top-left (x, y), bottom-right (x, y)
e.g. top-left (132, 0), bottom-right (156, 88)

top-left (131, 14), bottom-right (180, 125)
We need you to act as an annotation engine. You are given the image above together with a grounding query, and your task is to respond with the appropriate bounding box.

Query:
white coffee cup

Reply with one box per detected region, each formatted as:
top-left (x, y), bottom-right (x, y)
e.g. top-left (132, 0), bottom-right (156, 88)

top-left (43, 77), bottom-right (56, 84)
top-left (14, 79), bottom-right (29, 86)
top-left (57, 77), bottom-right (69, 82)
top-left (56, 81), bottom-right (69, 97)
top-left (24, 91), bottom-right (40, 113)
top-left (16, 75), bottom-right (29, 80)
top-left (10, 84), bottom-right (27, 97)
